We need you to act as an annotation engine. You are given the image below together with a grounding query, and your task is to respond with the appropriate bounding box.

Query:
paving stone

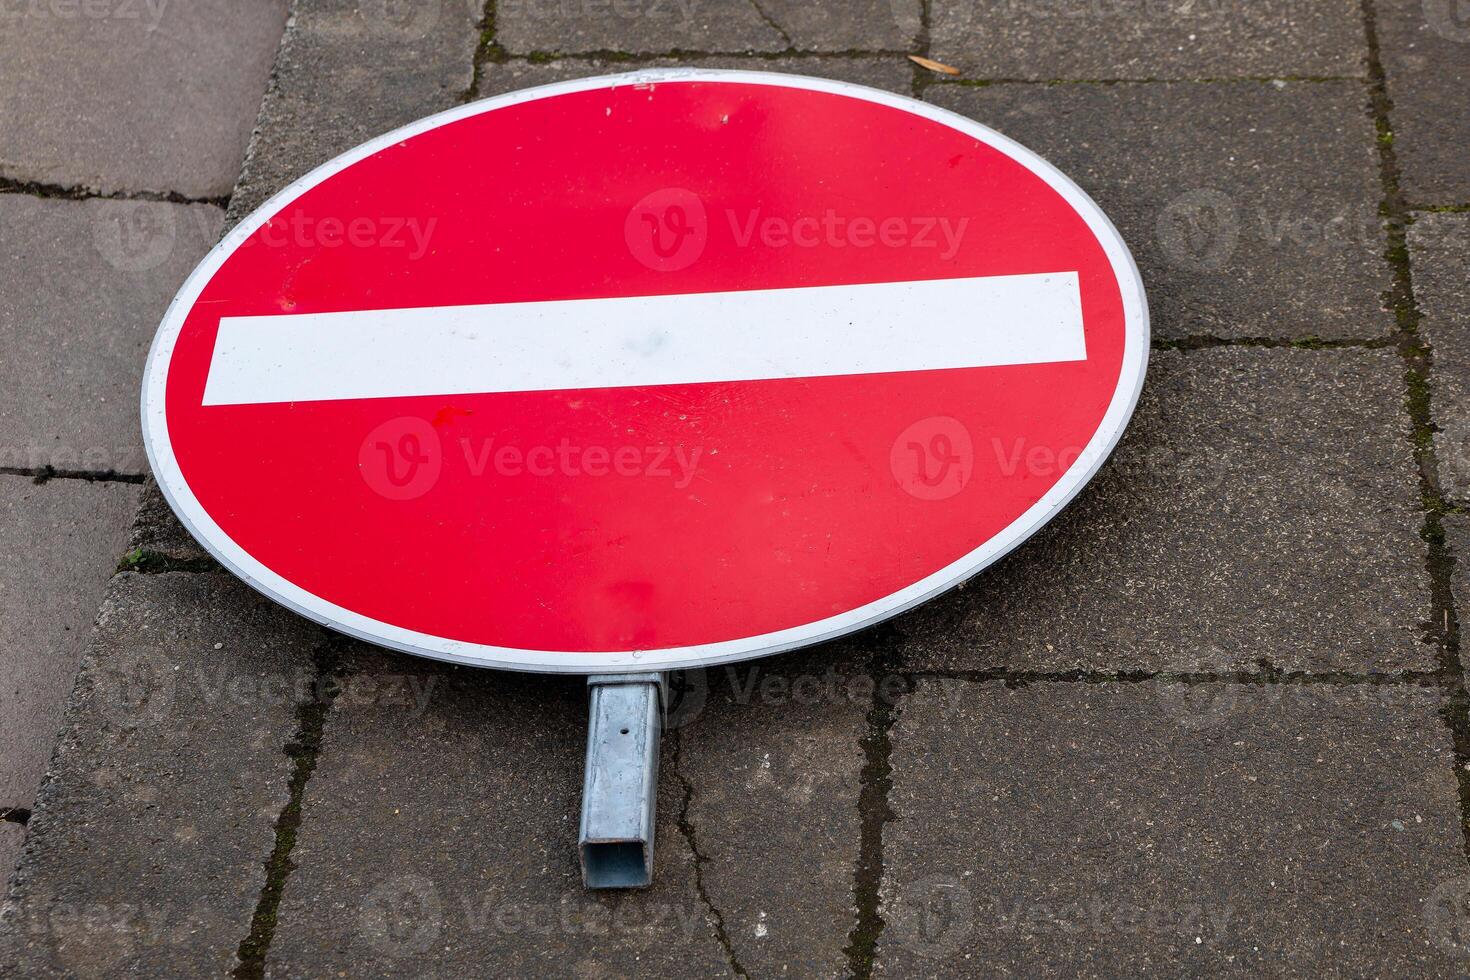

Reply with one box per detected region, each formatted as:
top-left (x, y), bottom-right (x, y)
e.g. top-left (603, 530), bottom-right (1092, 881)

top-left (926, 80), bottom-right (1392, 340)
top-left (895, 348), bottom-right (1429, 674)
top-left (478, 54), bottom-right (916, 98)
top-left (929, 0), bottom-right (1366, 80)
top-left (265, 641), bottom-right (869, 976)
top-left (0, 0), bottom-right (287, 198)
top-left (0, 477), bottom-right (139, 811)
top-left (0, 195), bottom-right (223, 475)
top-left (226, 0), bottom-right (481, 224)
top-left (1408, 213), bottom-right (1470, 500)
top-left (1378, 0), bottom-right (1470, 204)
top-left (263, 652), bottom-right (730, 977)
top-left (0, 572), bottom-right (327, 978)
top-left (876, 680), bottom-right (1468, 975)
top-left (497, 0), bottom-right (787, 55)
top-left (673, 643), bottom-right (869, 976)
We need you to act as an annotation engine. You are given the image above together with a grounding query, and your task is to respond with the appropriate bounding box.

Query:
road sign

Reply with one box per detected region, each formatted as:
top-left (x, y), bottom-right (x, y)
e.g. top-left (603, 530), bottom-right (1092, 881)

top-left (142, 69), bottom-right (1149, 674)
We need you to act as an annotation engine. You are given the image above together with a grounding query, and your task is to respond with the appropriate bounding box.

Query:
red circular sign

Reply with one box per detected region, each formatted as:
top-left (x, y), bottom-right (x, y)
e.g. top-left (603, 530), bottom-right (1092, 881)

top-left (143, 70), bottom-right (1148, 672)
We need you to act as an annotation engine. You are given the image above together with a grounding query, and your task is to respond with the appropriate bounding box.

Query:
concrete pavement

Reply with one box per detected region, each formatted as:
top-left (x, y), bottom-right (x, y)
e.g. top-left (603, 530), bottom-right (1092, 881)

top-left (3, 0), bottom-right (1470, 976)
top-left (0, 0), bottom-right (287, 889)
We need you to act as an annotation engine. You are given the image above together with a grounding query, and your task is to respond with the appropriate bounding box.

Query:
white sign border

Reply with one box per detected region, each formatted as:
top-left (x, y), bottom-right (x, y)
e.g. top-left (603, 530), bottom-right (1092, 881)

top-left (141, 68), bottom-right (1150, 674)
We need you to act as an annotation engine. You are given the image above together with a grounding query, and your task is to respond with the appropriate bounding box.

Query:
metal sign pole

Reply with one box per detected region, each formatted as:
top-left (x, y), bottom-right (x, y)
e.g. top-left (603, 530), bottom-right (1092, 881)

top-left (579, 673), bottom-right (667, 888)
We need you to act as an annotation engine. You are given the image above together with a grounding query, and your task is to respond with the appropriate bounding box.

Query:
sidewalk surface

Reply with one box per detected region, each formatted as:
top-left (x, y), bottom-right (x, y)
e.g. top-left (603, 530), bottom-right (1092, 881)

top-left (2, 0), bottom-right (1470, 976)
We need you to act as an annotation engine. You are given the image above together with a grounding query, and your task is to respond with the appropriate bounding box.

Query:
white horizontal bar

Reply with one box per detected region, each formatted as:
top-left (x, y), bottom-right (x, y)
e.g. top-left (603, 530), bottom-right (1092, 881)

top-left (201, 272), bottom-right (1085, 406)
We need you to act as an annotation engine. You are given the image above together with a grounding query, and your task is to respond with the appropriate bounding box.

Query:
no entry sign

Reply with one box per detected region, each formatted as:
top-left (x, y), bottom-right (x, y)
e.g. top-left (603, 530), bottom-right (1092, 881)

top-left (143, 70), bottom-right (1149, 673)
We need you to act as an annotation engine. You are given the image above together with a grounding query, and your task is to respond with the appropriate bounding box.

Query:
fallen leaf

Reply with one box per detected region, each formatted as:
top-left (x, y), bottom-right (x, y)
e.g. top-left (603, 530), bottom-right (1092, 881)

top-left (908, 55), bottom-right (961, 76)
